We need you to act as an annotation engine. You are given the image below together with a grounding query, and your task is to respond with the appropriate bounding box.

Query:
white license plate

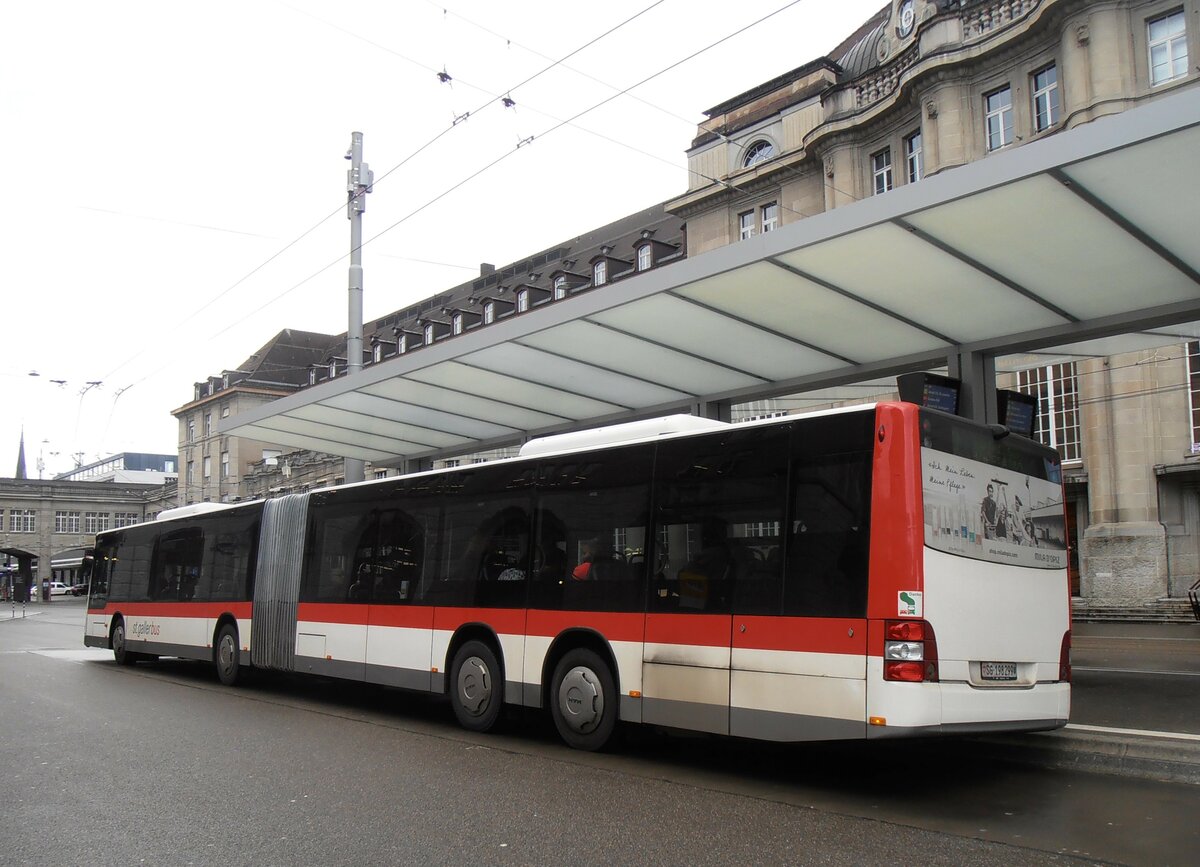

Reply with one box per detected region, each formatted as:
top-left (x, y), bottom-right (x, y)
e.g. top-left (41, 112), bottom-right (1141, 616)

top-left (981, 661), bottom-right (1017, 681)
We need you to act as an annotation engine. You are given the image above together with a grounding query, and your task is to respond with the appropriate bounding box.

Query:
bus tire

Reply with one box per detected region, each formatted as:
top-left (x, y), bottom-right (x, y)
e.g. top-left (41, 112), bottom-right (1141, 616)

top-left (550, 648), bottom-right (617, 751)
top-left (449, 640), bottom-right (503, 733)
top-left (215, 623), bottom-right (241, 686)
top-left (111, 619), bottom-right (136, 667)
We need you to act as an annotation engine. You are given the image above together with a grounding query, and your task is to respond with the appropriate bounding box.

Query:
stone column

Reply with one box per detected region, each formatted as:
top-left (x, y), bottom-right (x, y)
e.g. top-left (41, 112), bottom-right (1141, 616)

top-left (1078, 353), bottom-right (1172, 602)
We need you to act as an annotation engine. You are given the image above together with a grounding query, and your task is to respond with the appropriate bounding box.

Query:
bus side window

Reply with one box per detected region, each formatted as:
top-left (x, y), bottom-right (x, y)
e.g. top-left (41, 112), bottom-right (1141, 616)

top-left (652, 427), bottom-right (789, 616)
top-left (783, 414), bottom-right (874, 618)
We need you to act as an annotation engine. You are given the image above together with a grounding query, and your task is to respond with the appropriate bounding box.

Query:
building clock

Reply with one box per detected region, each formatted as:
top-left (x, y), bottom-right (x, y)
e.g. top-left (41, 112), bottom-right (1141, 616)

top-left (897, 0), bottom-right (916, 38)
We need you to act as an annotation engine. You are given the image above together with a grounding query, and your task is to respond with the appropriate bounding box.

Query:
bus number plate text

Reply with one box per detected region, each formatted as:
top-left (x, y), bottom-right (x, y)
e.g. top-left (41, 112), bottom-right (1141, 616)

top-left (981, 662), bottom-right (1017, 681)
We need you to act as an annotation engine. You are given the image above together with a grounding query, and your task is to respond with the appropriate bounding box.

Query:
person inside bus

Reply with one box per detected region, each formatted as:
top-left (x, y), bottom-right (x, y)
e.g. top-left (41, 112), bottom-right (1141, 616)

top-left (572, 538), bottom-right (600, 581)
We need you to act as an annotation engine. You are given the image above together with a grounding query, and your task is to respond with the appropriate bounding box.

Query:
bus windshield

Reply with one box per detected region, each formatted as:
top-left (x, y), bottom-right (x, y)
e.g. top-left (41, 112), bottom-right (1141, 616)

top-left (919, 409), bottom-right (1067, 570)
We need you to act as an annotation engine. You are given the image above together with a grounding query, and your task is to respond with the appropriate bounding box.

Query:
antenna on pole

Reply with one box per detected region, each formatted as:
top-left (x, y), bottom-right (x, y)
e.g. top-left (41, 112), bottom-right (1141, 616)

top-left (344, 132), bottom-right (373, 485)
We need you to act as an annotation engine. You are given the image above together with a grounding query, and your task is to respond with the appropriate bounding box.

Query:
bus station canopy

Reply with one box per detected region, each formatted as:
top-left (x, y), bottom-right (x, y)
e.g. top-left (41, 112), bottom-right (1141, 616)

top-left (224, 87), bottom-right (1200, 466)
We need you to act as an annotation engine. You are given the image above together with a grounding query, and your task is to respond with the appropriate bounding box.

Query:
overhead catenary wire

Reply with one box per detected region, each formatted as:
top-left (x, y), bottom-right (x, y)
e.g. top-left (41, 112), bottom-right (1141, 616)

top-left (99, 0), bottom-right (673, 392)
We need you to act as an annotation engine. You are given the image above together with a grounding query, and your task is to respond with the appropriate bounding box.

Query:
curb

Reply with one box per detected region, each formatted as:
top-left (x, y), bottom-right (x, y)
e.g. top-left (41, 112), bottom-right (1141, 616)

top-left (966, 727), bottom-right (1200, 785)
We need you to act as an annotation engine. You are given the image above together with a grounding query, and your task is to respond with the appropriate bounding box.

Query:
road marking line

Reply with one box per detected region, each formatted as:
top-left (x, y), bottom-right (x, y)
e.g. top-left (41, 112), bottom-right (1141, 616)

top-left (1066, 723), bottom-right (1200, 742)
top-left (1074, 665), bottom-right (1200, 677)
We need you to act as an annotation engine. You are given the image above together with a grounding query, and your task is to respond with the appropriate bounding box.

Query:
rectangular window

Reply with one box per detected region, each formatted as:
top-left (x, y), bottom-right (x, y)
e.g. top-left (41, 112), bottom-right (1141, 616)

top-left (1015, 363), bottom-right (1081, 462)
top-left (10, 509), bottom-right (36, 533)
top-left (372, 343), bottom-right (384, 363)
top-left (204, 413), bottom-right (213, 437)
top-left (84, 512), bottom-right (110, 534)
top-left (739, 210), bottom-right (755, 240)
top-left (985, 86), bottom-right (1014, 151)
top-left (593, 261), bottom-right (607, 286)
top-left (871, 148), bottom-right (893, 195)
top-left (637, 245), bottom-right (652, 271)
top-left (186, 461), bottom-right (195, 486)
top-left (1186, 342), bottom-right (1200, 449)
top-left (203, 456), bottom-right (212, 479)
top-left (1032, 64), bottom-right (1060, 131)
top-left (761, 202), bottom-right (778, 233)
top-left (113, 512), bottom-right (140, 528)
top-left (483, 301), bottom-right (496, 323)
top-left (55, 511), bottom-right (81, 534)
top-left (553, 277), bottom-right (567, 299)
top-left (1149, 10), bottom-right (1188, 85)
top-left (221, 451), bottom-right (230, 479)
top-left (516, 290), bottom-right (530, 312)
top-left (905, 130), bottom-right (923, 182)
top-left (397, 334), bottom-right (408, 354)
top-left (423, 323), bottom-right (435, 344)
top-left (187, 419), bottom-right (195, 442)
top-left (452, 313), bottom-right (464, 335)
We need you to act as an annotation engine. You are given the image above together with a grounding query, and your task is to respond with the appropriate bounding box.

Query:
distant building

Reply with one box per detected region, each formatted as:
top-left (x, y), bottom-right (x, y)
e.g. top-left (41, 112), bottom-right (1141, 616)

top-left (55, 452), bottom-right (178, 485)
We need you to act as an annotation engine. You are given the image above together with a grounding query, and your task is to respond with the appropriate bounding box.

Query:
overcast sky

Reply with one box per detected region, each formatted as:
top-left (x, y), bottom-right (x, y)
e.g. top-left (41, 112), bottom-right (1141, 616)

top-left (2, 0), bottom-right (884, 479)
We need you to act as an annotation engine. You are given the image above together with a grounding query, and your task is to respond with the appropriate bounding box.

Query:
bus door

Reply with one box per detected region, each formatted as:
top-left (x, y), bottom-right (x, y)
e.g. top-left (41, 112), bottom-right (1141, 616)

top-left (728, 415), bottom-right (875, 741)
top-left (364, 505), bottom-right (436, 692)
top-left (643, 425), bottom-right (790, 735)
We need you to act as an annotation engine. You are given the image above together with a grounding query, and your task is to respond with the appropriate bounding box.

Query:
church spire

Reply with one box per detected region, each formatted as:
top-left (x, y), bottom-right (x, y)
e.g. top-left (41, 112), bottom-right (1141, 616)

top-left (15, 429), bottom-right (27, 479)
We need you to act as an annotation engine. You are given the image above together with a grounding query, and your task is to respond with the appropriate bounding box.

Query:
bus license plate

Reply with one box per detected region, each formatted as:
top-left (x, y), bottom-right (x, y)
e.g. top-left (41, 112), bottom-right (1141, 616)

top-left (981, 662), bottom-right (1017, 681)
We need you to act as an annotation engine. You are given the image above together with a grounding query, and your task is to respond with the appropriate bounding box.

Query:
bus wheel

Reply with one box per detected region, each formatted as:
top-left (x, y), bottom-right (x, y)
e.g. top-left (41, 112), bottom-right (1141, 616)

top-left (449, 640), bottom-right (502, 733)
top-left (550, 648), bottom-right (617, 751)
top-left (112, 620), bottom-right (136, 667)
top-left (215, 624), bottom-right (241, 686)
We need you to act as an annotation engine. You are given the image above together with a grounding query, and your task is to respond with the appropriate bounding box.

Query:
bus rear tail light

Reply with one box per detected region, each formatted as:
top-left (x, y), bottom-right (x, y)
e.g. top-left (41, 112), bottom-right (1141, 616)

top-left (884, 619), bottom-right (939, 682)
top-left (1059, 630), bottom-right (1071, 683)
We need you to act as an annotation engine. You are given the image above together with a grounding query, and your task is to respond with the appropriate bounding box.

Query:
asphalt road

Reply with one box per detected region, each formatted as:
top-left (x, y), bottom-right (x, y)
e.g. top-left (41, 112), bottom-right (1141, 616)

top-left (3, 601), bottom-right (1199, 866)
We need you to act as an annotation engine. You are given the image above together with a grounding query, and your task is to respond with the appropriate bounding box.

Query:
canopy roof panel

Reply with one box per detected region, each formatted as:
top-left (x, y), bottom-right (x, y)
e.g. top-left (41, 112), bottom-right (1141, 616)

top-left (225, 88), bottom-right (1200, 464)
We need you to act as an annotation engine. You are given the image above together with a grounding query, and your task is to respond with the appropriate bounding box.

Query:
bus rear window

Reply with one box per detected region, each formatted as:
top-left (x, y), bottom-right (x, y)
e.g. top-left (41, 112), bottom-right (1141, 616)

top-left (919, 410), bottom-right (1067, 570)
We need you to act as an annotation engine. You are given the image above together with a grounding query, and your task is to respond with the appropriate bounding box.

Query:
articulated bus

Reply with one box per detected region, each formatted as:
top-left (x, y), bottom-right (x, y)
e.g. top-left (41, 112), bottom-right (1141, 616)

top-left (83, 403), bottom-right (1071, 750)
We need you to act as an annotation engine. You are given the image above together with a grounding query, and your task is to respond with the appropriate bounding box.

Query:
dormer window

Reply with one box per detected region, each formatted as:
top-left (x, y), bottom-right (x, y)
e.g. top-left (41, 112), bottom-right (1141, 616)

top-left (308, 367), bottom-right (317, 386)
top-left (221, 373), bottom-right (229, 389)
top-left (483, 301), bottom-right (495, 324)
top-left (637, 245), bottom-right (652, 271)
top-left (424, 323), bottom-right (435, 345)
top-left (593, 260), bottom-right (607, 286)
top-left (742, 139), bottom-right (774, 167)
top-left (372, 343), bottom-right (384, 363)
top-left (516, 289), bottom-right (529, 312)
top-left (397, 334), bottom-right (408, 354)
top-left (328, 360), bottom-right (337, 378)
top-left (452, 313), bottom-right (464, 335)
top-left (553, 276), bottom-right (567, 299)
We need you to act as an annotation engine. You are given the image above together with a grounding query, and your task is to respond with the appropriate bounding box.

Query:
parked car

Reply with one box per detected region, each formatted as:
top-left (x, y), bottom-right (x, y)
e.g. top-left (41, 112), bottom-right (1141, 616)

top-left (48, 582), bottom-right (71, 596)
top-left (70, 582), bottom-right (89, 597)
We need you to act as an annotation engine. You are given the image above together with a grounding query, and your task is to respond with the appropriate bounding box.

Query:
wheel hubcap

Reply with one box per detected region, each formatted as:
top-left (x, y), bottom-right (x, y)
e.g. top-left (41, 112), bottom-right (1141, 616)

top-left (219, 635), bottom-right (235, 673)
top-left (558, 666), bottom-right (603, 734)
top-left (457, 656), bottom-right (492, 716)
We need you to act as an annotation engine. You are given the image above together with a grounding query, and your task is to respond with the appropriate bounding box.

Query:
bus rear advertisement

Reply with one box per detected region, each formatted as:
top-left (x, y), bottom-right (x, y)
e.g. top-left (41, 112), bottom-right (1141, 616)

top-left (83, 403), bottom-right (1070, 750)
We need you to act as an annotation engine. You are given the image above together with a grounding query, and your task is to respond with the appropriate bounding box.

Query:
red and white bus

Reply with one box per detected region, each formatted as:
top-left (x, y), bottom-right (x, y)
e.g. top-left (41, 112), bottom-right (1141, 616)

top-left (83, 403), bottom-right (1070, 750)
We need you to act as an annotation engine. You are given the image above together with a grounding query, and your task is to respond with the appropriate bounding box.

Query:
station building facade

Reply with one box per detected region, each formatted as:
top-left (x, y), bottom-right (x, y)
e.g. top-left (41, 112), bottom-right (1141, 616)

top-left (191, 0), bottom-right (1197, 608)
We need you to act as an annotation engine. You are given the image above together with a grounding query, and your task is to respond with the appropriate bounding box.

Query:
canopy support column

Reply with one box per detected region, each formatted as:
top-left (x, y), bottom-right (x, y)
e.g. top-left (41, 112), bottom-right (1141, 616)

top-left (948, 351), bottom-right (997, 426)
top-left (694, 399), bottom-right (731, 423)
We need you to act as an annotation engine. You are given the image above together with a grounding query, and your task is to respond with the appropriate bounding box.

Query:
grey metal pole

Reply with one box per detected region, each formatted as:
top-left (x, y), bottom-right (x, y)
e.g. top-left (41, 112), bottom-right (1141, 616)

top-left (344, 132), bottom-right (372, 485)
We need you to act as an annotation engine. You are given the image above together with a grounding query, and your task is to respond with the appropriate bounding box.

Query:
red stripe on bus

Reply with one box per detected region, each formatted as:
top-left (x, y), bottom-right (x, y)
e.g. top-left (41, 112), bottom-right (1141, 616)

top-left (731, 615), bottom-right (867, 654)
top-left (368, 605), bottom-right (435, 629)
top-left (433, 606), bottom-right (526, 635)
top-left (95, 601), bottom-right (252, 619)
top-left (645, 613), bottom-right (731, 647)
top-left (525, 610), bottom-right (644, 643)
top-left (297, 602), bottom-right (370, 626)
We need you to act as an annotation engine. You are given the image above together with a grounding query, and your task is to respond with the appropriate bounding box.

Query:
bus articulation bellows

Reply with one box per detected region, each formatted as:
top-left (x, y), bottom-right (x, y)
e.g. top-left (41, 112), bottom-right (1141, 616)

top-left (83, 403), bottom-right (1071, 750)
